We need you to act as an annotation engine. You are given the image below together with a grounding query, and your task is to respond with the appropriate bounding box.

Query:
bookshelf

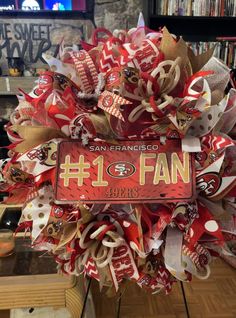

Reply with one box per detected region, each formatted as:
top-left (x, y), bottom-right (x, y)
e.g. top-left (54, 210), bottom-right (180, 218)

top-left (143, 1), bottom-right (236, 68)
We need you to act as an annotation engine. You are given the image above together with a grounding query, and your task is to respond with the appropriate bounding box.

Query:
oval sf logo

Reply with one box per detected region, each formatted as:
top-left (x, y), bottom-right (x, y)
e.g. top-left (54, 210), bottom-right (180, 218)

top-left (107, 161), bottom-right (136, 178)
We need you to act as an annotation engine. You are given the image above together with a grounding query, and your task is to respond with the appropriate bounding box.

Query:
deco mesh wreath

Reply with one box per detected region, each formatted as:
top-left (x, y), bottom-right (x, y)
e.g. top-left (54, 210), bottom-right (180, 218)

top-left (1, 16), bottom-right (236, 295)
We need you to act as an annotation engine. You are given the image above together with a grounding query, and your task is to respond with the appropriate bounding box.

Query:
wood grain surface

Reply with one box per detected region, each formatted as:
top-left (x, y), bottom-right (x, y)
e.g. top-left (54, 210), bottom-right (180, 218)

top-left (91, 259), bottom-right (236, 318)
top-left (183, 259), bottom-right (236, 318)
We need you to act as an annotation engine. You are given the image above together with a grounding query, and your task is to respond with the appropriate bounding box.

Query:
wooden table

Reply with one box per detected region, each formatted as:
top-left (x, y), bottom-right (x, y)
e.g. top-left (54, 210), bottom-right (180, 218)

top-left (0, 274), bottom-right (84, 318)
top-left (0, 206), bottom-right (86, 318)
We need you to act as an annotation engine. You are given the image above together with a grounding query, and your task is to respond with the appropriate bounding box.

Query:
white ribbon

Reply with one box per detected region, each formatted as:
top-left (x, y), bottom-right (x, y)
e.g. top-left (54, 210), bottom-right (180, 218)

top-left (79, 221), bottom-right (124, 269)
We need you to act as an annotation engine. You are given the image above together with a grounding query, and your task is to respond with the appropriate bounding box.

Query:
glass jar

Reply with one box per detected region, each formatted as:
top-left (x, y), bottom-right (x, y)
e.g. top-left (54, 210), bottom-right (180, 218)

top-left (0, 229), bottom-right (15, 257)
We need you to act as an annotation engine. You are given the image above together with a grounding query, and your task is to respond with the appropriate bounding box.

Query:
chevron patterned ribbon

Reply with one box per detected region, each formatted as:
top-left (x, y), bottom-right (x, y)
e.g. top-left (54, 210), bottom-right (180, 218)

top-left (98, 91), bottom-right (131, 121)
top-left (70, 50), bottom-right (99, 94)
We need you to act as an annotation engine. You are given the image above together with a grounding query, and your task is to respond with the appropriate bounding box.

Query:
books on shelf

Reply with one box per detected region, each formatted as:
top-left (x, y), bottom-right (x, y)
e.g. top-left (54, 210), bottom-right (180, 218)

top-left (151, 0), bottom-right (236, 16)
top-left (188, 41), bottom-right (236, 68)
top-left (148, 1), bottom-right (236, 68)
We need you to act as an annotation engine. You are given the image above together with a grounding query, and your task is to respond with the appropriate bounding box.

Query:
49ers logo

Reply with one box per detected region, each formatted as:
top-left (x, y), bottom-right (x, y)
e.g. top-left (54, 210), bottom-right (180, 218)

top-left (107, 161), bottom-right (136, 178)
top-left (27, 141), bottom-right (57, 166)
top-left (102, 95), bottom-right (114, 108)
top-left (106, 70), bottom-right (121, 86)
top-left (196, 173), bottom-right (221, 196)
top-left (77, 51), bottom-right (86, 61)
top-left (38, 73), bottom-right (53, 90)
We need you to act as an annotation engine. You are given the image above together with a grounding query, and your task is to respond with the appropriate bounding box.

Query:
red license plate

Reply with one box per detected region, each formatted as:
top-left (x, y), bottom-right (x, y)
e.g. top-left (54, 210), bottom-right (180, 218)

top-left (55, 139), bottom-right (195, 203)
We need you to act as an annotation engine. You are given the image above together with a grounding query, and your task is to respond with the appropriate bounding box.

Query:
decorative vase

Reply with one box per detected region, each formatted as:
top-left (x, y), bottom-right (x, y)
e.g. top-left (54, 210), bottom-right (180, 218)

top-left (7, 57), bottom-right (24, 77)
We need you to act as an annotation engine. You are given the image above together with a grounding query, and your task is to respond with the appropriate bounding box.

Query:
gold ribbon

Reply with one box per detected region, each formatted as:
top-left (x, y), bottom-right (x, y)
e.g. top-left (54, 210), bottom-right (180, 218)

top-left (54, 222), bottom-right (79, 252)
top-left (10, 125), bottom-right (66, 153)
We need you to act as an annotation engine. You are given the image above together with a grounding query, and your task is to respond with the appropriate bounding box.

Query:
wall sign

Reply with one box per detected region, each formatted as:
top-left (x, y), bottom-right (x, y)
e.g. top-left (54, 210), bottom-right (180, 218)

top-left (55, 139), bottom-right (195, 204)
top-left (0, 0), bottom-right (95, 65)
top-left (0, 18), bottom-right (93, 64)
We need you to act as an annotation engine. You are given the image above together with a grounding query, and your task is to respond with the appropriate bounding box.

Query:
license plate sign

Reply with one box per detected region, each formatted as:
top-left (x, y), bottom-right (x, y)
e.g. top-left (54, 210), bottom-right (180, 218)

top-left (55, 140), bottom-right (195, 203)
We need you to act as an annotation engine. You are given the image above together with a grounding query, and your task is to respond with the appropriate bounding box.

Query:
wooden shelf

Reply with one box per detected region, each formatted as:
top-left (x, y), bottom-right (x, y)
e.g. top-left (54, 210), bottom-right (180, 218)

top-left (142, 0), bottom-right (236, 42)
top-left (0, 77), bottom-right (36, 95)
